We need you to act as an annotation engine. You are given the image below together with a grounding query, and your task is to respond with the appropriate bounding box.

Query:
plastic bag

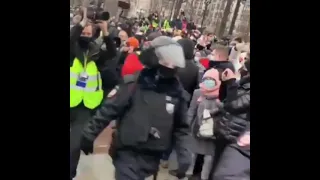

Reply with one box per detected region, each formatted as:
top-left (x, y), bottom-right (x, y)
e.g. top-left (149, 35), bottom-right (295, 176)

top-left (76, 152), bottom-right (115, 180)
top-left (75, 125), bottom-right (115, 180)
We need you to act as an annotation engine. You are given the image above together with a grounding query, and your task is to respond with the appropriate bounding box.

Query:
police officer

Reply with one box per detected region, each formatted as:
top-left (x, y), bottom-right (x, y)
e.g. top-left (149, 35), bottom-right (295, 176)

top-left (80, 36), bottom-right (191, 180)
top-left (70, 1), bottom-right (117, 179)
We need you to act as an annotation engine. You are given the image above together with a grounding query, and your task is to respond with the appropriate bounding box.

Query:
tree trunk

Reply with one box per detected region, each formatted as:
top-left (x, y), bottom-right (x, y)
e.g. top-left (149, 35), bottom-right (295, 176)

top-left (244, 16), bottom-right (250, 41)
top-left (201, 4), bottom-right (209, 28)
top-left (217, 0), bottom-right (233, 37)
top-left (173, 0), bottom-right (184, 19)
top-left (228, 0), bottom-right (241, 35)
top-left (188, 0), bottom-right (196, 21)
top-left (169, 0), bottom-right (177, 20)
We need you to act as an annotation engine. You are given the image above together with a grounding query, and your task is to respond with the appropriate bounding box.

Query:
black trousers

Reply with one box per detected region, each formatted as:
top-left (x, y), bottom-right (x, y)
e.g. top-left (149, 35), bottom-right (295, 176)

top-left (113, 149), bottom-right (161, 180)
top-left (70, 106), bottom-right (92, 179)
top-left (209, 138), bottom-right (228, 179)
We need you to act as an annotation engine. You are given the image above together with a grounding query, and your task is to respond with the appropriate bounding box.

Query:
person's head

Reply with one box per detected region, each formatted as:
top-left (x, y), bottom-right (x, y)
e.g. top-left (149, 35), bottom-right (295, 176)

top-left (78, 23), bottom-right (95, 49)
top-left (124, 37), bottom-right (139, 53)
top-left (140, 36), bottom-right (185, 79)
top-left (81, 24), bottom-right (94, 38)
top-left (143, 32), bottom-right (161, 49)
top-left (207, 33), bottom-right (214, 41)
top-left (212, 45), bottom-right (229, 61)
top-left (199, 68), bottom-right (221, 99)
top-left (230, 36), bottom-right (243, 46)
top-left (118, 30), bottom-right (128, 42)
top-left (177, 38), bottom-right (196, 60)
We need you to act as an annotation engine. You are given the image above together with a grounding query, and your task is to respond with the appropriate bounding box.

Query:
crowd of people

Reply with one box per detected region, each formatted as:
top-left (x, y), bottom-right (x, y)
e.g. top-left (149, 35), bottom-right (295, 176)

top-left (70, 1), bottom-right (250, 180)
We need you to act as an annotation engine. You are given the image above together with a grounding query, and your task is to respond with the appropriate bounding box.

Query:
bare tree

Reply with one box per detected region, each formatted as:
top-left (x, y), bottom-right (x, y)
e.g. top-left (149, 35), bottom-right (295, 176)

top-left (217, 0), bottom-right (234, 37)
top-left (188, 0), bottom-right (196, 21)
top-left (214, 0), bottom-right (227, 33)
top-left (173, 0), bottom-right (184, 19)
top-left (200, 0), bottom-right (212, 28)
top-left (169, 0), bottom-right (177, 20)
top-left (228, 0), bottom-right (243, 35)
top-left (182, 0), bottom-right (196, 21)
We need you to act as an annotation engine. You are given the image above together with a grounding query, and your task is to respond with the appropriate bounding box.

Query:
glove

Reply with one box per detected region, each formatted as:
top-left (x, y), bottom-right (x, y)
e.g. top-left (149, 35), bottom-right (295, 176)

top-left (80, 136), bottom-right (94, 155)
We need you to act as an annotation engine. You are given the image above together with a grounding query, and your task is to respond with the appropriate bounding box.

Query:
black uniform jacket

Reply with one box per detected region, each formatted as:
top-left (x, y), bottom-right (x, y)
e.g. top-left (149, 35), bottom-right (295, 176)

top-left (82, 68), bottom-right (191, 172)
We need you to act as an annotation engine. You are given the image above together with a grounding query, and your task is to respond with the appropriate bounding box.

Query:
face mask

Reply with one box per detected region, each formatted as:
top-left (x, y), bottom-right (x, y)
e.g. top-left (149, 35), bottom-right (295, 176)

top-left (158, 65), bottom-right (177, 79)
top-left (203, 79), bottom-right (216, 89)
top-left (78, 37), bottom-right (92, 49)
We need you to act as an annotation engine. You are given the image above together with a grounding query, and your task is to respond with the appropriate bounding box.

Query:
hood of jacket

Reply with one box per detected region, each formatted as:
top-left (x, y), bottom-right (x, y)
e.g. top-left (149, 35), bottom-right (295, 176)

top-left (177, 38), bottom-right (196, 60)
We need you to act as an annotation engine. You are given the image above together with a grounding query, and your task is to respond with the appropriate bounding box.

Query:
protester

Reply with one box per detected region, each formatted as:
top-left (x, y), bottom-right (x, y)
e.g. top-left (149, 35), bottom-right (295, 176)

top-left (207, 45), bottom-right (235, 101)
top-left (228, 39), bottom-right (250, 81)
top-left (177, 38), bottom-right (200, 100)
top-left (118, 30), bottom-right (128, 47)
top-left (213, 55), bottom-right (250, 180)
top-left (186, 68), bottom-right (222, 180)
top-left (116, 36), bottom-right (138, 70)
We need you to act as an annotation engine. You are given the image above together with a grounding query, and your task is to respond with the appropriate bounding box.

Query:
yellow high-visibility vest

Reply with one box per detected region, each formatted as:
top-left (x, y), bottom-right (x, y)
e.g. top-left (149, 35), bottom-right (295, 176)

top-left (163, 20), bottom-right (171, 30)
top-left (152, 20), bottom-right (158, 28)
top-left (70, 57), bottom-right (103, 109)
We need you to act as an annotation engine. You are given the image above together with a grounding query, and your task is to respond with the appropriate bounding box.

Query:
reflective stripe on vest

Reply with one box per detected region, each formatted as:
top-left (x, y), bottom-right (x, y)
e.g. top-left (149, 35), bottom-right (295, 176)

top-left (70, 58), bottom-right (103, 109)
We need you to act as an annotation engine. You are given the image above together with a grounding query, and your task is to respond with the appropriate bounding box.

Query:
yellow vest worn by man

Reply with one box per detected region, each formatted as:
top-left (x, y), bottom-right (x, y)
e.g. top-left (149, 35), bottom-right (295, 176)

top-left (70, 57), bottom-right (103, 109)
top-left (163, 20), bottom-right (171, 31)
top-left (152, 20), bottom-right (159, 28)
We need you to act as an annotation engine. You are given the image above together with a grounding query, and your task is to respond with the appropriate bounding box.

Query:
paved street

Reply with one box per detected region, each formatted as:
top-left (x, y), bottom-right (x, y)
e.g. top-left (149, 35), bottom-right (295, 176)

top-left (75, 124), bottom-right (180, 180)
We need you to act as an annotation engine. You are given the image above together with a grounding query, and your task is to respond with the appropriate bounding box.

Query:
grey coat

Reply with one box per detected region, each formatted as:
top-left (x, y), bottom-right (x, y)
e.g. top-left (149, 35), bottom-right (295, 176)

top-left (187, 89), bottom-right (221, 155)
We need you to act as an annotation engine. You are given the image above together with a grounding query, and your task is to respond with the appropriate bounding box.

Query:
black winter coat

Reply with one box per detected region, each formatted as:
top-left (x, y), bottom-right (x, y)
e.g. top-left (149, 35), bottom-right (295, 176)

top-left (217, 76), bottom-right (250, 143)
top-left (177, 60), bottom-right (199, 101)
